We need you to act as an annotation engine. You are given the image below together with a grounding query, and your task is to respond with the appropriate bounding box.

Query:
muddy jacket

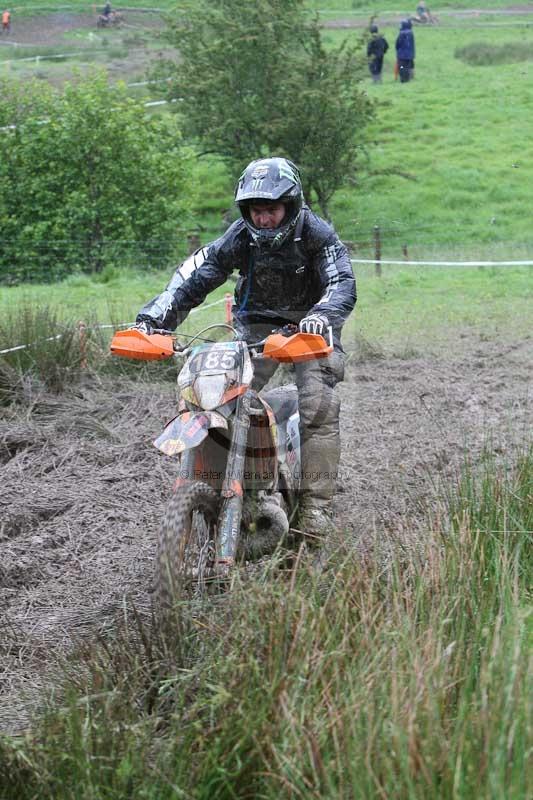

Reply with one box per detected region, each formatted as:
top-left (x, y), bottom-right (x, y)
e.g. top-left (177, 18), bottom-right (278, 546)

top-left (137, 207), bottom-right (356, 346)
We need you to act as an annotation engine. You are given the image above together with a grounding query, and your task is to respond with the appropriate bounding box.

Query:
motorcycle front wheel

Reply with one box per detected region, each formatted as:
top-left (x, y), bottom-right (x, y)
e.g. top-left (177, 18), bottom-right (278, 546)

top-left (155, 481), bottom-right (219, 610)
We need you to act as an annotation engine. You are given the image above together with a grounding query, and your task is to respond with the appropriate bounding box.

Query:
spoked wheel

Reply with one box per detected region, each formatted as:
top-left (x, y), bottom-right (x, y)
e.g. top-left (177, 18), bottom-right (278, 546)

top-left (155, 481), bottom-right (219, 611)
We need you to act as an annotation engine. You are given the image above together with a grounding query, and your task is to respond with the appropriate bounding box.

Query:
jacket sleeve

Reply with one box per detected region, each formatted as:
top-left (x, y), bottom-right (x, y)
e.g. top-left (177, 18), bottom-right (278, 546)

top-left (308, 234), bottom-right (357, 328)
top-left (136, 235), bottom-right (235, 330)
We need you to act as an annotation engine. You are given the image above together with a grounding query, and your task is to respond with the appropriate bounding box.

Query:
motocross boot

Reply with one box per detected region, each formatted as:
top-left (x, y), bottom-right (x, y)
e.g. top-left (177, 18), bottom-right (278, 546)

top-left (297, 508), bottom-right (336, 575)
top-left (295, 350), bottom-right (344, 548)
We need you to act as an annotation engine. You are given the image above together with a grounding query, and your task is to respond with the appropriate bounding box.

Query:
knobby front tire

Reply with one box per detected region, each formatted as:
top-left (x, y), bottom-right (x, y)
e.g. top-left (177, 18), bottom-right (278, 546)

top-left (155, 481), bottom-right (219, 610)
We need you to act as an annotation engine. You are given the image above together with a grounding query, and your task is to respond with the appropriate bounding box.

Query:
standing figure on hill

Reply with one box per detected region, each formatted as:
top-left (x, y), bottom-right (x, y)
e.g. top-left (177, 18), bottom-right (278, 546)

top-left (367, 24), bottom-right (389, 83)
top-left (395, 19), bottom-right (415, 83)
top-left (2, 9), bottom-right (11, 33)
top-left (134, 157), bottom-right (357, 543)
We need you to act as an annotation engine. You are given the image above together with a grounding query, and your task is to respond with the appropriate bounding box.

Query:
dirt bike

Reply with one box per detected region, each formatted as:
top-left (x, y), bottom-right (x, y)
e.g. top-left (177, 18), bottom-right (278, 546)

top-left (110, 323), bottom-right (333, 607)
top-left (411, 13), bottom-right (438, 24)
top-left (96, 12), bottom-right (123, 28)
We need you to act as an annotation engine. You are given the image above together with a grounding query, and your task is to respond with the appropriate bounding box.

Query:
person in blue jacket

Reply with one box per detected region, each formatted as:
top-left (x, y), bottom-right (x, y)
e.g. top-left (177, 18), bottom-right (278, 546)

top-left (395, 19), bottom-right (415, 83)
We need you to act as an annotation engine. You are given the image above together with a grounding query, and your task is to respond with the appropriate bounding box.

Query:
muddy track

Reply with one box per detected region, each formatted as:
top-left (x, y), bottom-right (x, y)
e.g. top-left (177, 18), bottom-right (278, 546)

top-left (0, 10), bottom-right (164, 47)
top-left (1, 334), bottom-right (531, 734)
top-left (2, 6), bottom-right (533, 50)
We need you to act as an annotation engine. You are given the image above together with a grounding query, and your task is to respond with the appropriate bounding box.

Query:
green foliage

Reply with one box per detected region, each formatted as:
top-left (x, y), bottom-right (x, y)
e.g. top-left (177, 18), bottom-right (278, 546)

top-left (159, 0), bottom-right (374, 216)
top-left (0, 448), bottom-right (530, 798)
top-left (455, 40), bottom-right (533, 66)
top-left (0, 72), bottom-right (195, 284)
top-left (0, 305), bottom-right (104, 401)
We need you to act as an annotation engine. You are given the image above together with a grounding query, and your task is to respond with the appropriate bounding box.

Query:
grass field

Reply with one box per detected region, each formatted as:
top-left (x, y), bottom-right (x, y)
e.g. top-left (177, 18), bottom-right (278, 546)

top-left (2, 4), bottom-right (533, 260)
top-left (1, 262), bottom-right (531, 356)
top-left (326, 18), bottom-right (533, 259)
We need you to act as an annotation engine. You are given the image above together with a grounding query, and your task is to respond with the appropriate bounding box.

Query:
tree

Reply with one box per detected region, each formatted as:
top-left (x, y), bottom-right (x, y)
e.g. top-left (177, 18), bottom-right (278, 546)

top-left (0, 72), bottom-right (195, 283)
top-left (157, 0), bottom-right (374, 217)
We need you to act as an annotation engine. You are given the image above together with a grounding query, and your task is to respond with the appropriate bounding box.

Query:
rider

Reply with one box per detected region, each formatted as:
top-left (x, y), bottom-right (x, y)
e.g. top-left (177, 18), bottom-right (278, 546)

top-left (135, 157), bottom-right (356, 539)
top-left (413, 1), bottom-right (435, 23)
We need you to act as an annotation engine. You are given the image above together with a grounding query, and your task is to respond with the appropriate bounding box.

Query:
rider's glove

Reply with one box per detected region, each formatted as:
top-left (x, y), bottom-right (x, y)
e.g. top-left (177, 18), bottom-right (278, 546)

top-left (299, 313), bottom-right (328, 336)
top-left (133, 320), bottom-right (154, 335)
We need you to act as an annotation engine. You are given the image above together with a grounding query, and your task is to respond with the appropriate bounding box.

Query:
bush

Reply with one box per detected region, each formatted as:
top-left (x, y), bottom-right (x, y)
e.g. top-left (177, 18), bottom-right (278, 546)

top-left (0, 72), bottom-right (195, 284)
top-left (455, 41), bottom-right (533, 66)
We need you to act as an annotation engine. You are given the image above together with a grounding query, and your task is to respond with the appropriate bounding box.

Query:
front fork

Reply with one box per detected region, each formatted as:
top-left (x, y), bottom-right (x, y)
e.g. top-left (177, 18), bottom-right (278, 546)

top-left (216, 390), bottom-right (251, 566)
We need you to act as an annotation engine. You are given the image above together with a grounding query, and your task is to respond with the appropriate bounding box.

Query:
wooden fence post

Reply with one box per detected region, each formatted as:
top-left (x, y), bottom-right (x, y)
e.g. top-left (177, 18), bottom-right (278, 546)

top-left (402, 244), bottom-right (409, 261)
top-left (78, 320), bottom-right (87, 369)
top-left (225, 293), bottom-right (233, 325)
top-left (373, 225), bottom-right (382, 277)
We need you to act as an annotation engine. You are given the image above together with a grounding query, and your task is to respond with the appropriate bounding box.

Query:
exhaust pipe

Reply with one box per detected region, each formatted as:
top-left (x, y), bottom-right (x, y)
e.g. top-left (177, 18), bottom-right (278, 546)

top-left (241, 495), bottom-right (290, 558)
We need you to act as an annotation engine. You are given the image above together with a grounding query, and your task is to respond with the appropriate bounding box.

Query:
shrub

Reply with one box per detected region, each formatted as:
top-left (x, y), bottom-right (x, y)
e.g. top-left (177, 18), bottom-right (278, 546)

top-left (455, 41), bottom-right (533, 66)
top-left (0, 71), bottom-right (195, 284)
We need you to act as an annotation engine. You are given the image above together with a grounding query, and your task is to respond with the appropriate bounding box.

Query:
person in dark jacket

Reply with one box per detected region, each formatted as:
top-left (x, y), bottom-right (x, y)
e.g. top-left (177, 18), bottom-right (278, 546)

top-left (136, 157), bottom-right (357, 538)
top-left (395, 19), bottom-right (415, 83)
top-left (367, 24), bottom-right (389, 83)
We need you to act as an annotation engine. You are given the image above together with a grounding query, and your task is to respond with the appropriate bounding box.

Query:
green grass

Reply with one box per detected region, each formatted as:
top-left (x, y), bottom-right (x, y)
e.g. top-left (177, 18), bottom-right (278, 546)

top-left (348, 263), bottom-right (532, 351)
top-left (168, 16), bottom-right (533, 257)
top-left (0, 267), bottom-right (231, 332)
top-left (1, 263), bottom-right (530, 359)
top-left (325, 19), bottom-right (533, 258)
top-left (0, 447), bottom-right (530, 799)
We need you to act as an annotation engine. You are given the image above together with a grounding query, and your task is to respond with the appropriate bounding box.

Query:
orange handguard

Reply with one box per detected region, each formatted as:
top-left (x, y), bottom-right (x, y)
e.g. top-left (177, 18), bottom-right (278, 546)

top-left (110, 329), bottom-right (175, 361)
top-left (263, 332), bottom-right (333, 363)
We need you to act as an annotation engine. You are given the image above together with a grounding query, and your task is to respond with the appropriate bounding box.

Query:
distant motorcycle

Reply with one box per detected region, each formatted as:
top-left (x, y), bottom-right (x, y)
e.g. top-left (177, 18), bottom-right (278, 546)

top-left (111, 324), bottom-right (333, 608)
top-left (411, 12), bottom-right (438, 24)
top-left (96, 11), bottom-right (123, 28)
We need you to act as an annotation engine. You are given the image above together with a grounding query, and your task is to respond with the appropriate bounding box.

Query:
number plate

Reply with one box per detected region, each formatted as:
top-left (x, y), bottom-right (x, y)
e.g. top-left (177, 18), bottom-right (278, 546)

top-left (189, 343), bottom-right (240, 375)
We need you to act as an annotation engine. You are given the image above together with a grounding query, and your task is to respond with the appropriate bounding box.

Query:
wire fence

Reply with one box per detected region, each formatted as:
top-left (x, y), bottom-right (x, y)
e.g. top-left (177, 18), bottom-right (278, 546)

top-left (0, 295), bottom-right (230, 356)
top-left (2, 241), bottom-right (532, 357)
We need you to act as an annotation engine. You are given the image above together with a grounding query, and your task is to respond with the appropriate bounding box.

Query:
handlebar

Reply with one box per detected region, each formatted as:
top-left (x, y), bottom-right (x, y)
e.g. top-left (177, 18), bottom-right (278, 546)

top-left (119, 323), bottom-right (334, 363)
top-left (170, 323), bottom-right (333, 358)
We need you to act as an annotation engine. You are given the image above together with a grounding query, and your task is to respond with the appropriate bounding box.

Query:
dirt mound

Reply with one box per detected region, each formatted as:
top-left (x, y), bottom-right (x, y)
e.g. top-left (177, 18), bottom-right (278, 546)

top-left (0, 334), bottom-right (531, 733)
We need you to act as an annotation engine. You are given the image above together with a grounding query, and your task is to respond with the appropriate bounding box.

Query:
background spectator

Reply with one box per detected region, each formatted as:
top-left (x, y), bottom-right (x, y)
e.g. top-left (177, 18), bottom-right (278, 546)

top-left (2, 9), bottom-right (11, 33)
top-left (367, 24), bottom-right (389, 84)
top-left (395, 19), bottom-right (415, 83)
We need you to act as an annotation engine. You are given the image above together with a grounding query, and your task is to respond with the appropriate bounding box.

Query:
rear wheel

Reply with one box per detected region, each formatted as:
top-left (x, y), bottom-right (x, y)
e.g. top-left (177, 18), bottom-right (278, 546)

top-left (155, 481), bottom-right (219, 610)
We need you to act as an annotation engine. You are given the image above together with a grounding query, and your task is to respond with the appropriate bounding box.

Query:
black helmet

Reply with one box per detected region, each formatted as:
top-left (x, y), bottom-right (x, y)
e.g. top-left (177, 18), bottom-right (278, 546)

top-left (235, 157), bottom-right (304, 249)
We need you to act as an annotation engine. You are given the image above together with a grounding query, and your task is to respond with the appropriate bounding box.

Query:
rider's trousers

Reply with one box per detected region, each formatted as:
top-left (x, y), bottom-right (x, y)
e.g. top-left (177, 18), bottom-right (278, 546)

top-left (252, 350), bottom-right (345, 508)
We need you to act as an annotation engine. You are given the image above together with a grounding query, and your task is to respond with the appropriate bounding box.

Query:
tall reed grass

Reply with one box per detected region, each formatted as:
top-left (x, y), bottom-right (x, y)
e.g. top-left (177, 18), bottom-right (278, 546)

top-left (0, 448), bottom-right (530, 798)
top-left (0, 306), bottom-right (101, 403)
top-left (0, 302), bottom-right (181, 405)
